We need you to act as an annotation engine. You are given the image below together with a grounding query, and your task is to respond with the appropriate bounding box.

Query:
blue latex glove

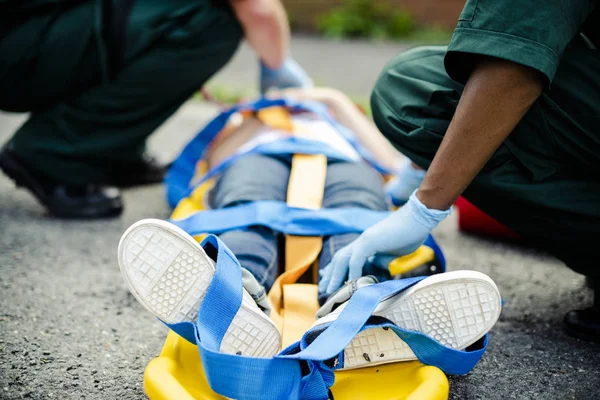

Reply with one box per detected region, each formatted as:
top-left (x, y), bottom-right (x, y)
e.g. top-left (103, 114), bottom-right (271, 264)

top-left (318, 190), bottom-right (451, 297)
top-left (385, 158), bottom-right (426, 206)
top-left (260, 57), bottom-right (313, 94)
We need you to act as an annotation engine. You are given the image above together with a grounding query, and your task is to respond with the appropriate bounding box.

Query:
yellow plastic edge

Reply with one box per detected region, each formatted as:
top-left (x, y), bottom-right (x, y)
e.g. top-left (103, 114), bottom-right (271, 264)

top-left (388, 246), bottom-right (435, 276)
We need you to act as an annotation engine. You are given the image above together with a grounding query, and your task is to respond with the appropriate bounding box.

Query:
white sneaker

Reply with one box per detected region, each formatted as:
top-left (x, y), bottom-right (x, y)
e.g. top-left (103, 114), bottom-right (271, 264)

top-left (117, 219), bottom-right (281, 357)
top-left (312, 270), bottom-right (502, 370)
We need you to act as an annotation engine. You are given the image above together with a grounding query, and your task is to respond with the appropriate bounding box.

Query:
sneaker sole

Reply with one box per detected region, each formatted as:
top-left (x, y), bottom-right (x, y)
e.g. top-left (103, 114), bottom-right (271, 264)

top-left (314, 270), bottom-right (502, 370)
top-left (117, 219), bottom-right (281, 357)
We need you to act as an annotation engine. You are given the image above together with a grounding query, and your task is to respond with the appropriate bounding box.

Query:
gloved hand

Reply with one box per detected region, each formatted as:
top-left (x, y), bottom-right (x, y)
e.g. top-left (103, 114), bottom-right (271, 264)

top-left (318, 190), bottom-right (451, 297)
top-left (385, 158), bottom-right (426, 206)
top-left (260, 57), bottom-right (313, 94)
top-left (316, 275), bottom-right (378, 319)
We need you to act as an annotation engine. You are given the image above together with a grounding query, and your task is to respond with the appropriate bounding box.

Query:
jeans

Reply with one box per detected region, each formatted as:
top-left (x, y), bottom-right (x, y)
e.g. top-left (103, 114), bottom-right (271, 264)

top-left (210, 154), bottom-right (388, 302)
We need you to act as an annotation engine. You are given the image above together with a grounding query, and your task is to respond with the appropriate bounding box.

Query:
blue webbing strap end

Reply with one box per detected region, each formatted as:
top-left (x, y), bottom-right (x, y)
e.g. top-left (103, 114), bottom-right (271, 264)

top-left (200, 345), bottom-right (304, 400)
top-left (192, 234), bottom-right (312, 400)
top-left (383, 324), bottom-right (487, 375)
top-left (293, 277), bottom-right (488, 376)
top-left (162, 320), bottom-right (199, 345)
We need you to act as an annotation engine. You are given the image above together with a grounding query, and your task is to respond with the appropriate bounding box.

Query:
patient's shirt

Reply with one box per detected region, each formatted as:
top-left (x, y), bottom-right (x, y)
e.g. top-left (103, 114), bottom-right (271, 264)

top-left (237, 113), bottom-right (361, 162)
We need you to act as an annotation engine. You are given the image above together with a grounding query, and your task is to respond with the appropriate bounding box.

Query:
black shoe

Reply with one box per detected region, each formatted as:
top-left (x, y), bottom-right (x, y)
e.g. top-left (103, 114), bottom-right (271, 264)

top-left (563, 286), bottom-right (600, 343)
top-left (0, 145), bottom-right (123, 219)
top-left (106, 154), bottom-right (168, 187)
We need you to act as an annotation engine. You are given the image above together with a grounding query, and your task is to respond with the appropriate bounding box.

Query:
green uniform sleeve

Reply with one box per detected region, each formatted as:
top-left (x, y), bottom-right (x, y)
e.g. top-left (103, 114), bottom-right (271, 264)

top-left (444, 0), bottom-right (596, 84)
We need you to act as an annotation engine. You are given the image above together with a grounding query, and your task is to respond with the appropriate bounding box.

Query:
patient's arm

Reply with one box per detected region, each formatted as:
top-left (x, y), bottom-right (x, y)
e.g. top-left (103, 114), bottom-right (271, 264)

top-left (207, 116), bottom-right (265, 168)
top-left (273, 88), bottom-right (403, 171)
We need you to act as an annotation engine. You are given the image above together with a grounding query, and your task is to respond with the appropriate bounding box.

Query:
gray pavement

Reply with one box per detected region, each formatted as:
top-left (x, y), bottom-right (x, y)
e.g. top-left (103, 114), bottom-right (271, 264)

top-left (1, 36), bottom-right (600, 400)
top-left (211, 36), bottom-right (413, 98)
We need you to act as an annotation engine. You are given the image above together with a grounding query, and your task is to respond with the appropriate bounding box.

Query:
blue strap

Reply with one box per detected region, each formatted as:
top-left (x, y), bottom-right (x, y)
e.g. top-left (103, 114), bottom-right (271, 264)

top-left (168, 235), bottom-right (342, 399)
top-left (169, 201), bottom-right (392, 237)
top-left (195, 235), bottom-right (242, 351)
top-left (166, 235), bottom-right (487, 399)
top-left (189, 138), bottom-right (357, 189)
top-left (383, 325), bottom-right (487, 376)
top-left (165, 97), bottom-right (392, 208)
top-left (284, 278), bottom-right (424, 361)
top-left (199, 346), bottom-right (304, 400)
top-left (165, 98), bottom-right (292, 207)
top-left (195, 235), bottom-right (308, 400)
top-left (291, 279), bottom-right (487, 375)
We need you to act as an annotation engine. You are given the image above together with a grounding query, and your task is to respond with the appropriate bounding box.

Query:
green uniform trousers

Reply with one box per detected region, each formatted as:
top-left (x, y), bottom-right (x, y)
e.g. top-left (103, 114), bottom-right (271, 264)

top-left (371, 44), bottom-right (600, 279)
top-left (0, 0), bottom-right (242, 184)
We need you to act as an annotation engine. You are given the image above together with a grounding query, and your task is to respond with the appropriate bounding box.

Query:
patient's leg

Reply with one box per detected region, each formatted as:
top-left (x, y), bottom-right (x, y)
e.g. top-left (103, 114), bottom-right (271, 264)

top-left (218, 228), bottom-right (279, 290)
top-left (210, 154), bottom-right (291, 292)
top-left (317, 161), bottom-right (388, 303)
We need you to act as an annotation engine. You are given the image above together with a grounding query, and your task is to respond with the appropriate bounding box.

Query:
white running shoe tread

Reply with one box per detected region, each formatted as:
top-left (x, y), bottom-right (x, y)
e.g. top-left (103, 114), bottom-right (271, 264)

top-left (313, 270), bottom-right (502, 370)
top-left (117, 219), bottom-right (281, 358)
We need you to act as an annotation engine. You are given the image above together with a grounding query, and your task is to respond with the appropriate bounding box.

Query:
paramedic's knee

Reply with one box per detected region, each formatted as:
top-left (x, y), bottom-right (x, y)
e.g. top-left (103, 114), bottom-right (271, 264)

top-left (322, 161), bottom-right (387, 211)
top-left (372, 46), bottom-right (448, 103)
top-left (371, 46), bottom-right (459, 168)
top-left (210, 155), bottom-right (290, 208)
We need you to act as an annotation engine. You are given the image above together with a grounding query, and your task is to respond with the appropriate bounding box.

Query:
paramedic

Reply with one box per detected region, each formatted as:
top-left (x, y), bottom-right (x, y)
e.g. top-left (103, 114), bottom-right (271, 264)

top-left (0, 0), bottom-right (311, 218)
top-left (321, 1), bottom-right (600, 342)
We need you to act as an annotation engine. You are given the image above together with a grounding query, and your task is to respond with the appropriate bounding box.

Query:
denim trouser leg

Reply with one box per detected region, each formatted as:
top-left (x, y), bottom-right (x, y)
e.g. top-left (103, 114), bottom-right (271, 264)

top-left (210, 154), bottom-right (290, 292)
top-left (317, 160), bottom-right (388, 304)
top-left (211, 154), bottom-right (388, 299)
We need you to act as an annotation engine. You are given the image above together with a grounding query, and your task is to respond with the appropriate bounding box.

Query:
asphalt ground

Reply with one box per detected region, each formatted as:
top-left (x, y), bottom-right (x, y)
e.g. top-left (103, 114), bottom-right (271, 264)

top-left (1, 37), bottom-right (599, 399)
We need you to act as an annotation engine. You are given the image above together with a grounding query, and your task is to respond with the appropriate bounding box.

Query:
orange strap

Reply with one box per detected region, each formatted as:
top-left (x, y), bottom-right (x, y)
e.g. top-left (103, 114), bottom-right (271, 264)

top-left (256, 107), bottom-right (295, 132)
top-left (259, 108), bottom-right (327, 342)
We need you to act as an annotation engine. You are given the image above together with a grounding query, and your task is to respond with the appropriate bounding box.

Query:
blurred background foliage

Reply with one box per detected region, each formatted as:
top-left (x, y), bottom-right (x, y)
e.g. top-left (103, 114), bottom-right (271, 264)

top-left (316, 0), bottom-right (448, 42)
top-left (283, 0), bottom-right (462, 43)
top-left (200, 0), bottom-right (465, 104)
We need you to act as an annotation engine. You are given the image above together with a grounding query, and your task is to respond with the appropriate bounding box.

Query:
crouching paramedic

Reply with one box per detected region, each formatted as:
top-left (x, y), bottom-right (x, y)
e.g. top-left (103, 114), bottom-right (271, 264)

top-left (326, 0), bottom-right (600, 342)
top-left (0, 0), bottom-right (311, 218)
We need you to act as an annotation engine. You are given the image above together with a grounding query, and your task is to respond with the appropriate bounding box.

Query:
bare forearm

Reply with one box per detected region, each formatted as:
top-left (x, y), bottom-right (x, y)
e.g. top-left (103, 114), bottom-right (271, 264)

top-left (417, 58), bottom-right (544, 210)
top-left (325, 92), bottom-right (403, 170)
top-left (230, 0), bottom-right (289, 68)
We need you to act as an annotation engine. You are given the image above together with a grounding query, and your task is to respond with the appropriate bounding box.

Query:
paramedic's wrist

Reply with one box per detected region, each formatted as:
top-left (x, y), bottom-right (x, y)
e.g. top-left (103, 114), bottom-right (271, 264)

top-left (415, 187), bottom-right (456, 212)
top-left (408, 190), bottom-right (452, 229)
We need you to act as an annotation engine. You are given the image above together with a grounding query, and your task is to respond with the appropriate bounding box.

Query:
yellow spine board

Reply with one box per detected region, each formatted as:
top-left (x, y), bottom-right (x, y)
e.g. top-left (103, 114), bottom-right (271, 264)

top-left (143, 106), bottom-right (449, 400)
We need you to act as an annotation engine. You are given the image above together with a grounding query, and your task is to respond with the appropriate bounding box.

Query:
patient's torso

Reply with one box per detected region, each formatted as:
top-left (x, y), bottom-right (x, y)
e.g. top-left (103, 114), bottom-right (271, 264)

top-left (206, 112), bottom-right (360, 168)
